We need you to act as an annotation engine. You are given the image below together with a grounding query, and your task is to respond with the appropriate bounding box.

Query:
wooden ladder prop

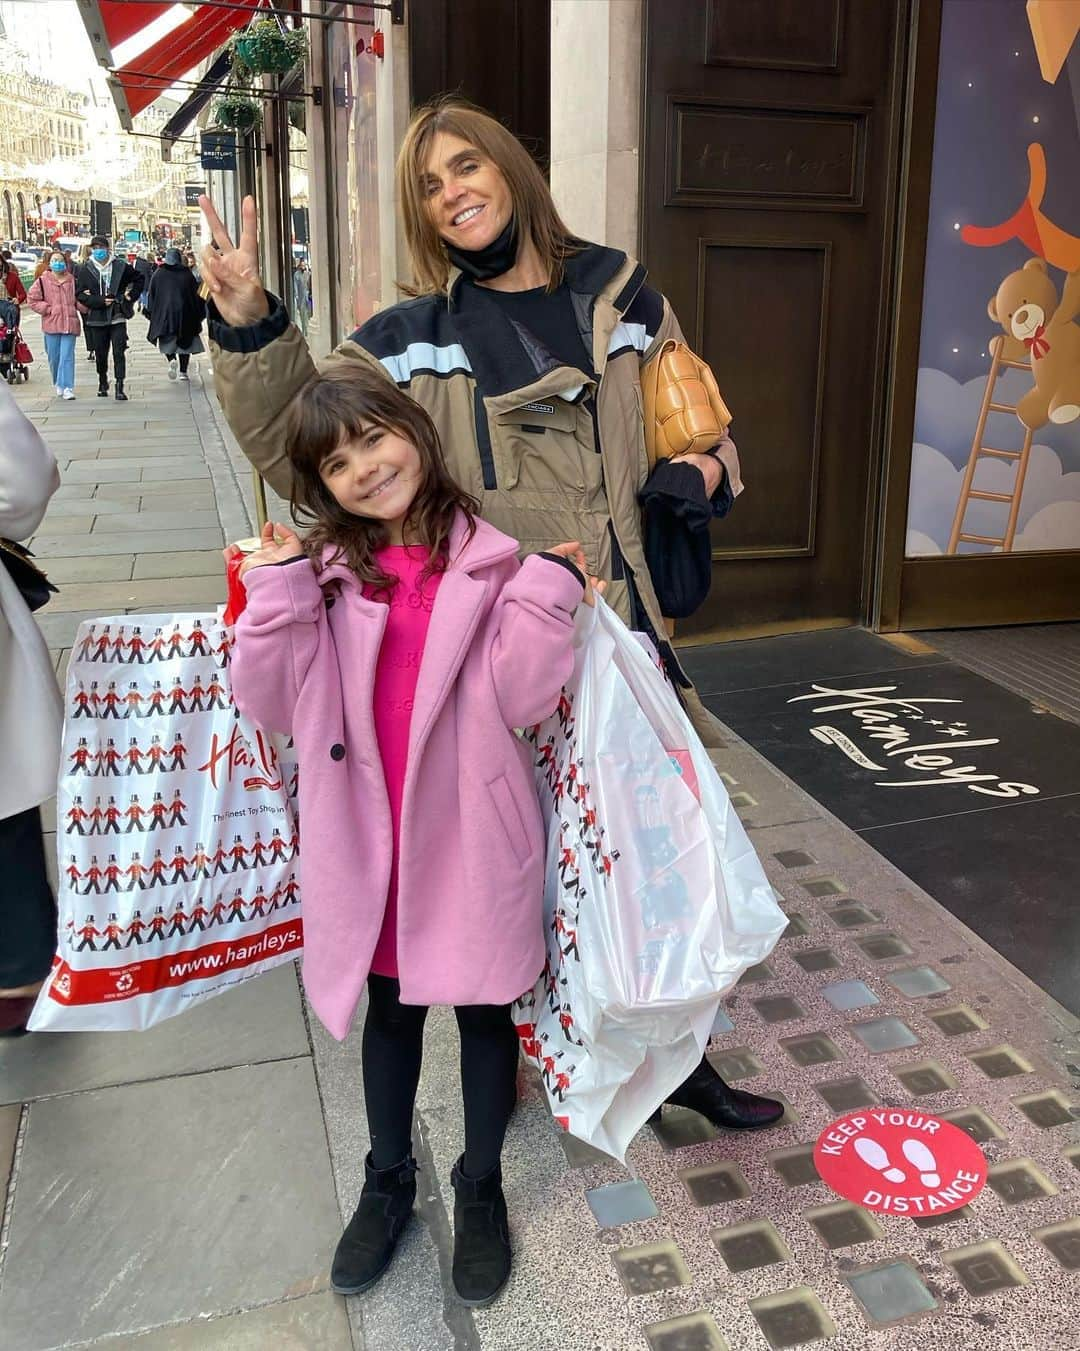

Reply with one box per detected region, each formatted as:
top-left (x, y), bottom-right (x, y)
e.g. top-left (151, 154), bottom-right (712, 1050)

top-left (946, 335), bottom-right (1035, 554)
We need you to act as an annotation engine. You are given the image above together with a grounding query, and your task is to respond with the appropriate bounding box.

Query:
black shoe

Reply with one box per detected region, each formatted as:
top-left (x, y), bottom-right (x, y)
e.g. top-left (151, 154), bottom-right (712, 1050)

top-left (653, 1057), bottom-right (785, 1130)
top-left (330, 1152), bottom-right (417, 1296)
top-left (114, 384), bottom-right (128, 402)
top-left (97, 384), bottom-right (108, 397)
top-left (450, 1155), bottom-right (511, 1307)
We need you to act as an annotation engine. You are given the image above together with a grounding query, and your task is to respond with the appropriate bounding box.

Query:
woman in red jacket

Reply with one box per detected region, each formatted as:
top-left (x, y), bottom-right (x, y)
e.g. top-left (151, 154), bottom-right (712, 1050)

top-left (0, 256), bottom-right (27, 305)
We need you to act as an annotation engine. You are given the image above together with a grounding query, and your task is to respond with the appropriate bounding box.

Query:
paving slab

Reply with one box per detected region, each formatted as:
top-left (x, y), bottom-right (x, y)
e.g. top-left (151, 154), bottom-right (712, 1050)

top-left (31, 529), bottom-right (225, 558)
top-left (88, 1292), bottom-right (354, 1350)
top-left (107, 509), bottom-right (221, 533)
top-left (0, 963), bottom-right (308, 1105)
top-left (32, 609), bottom-right (106, 647)
top-left (59, 461), bottom-right (147, 484)
top-left (43, 575), bottom-right (226, 613)
top-left (132, 551), bottom-right (228, 580)
top-left (141, 461), bottom-right (212, 481)
top-left (0, 1059), bottom-right (340, 1351)
top-left (42, 555), bottom-right (135, 583)
top-left (0, 1102), bottom-right (20, 1202)
top-left (44, 498), bottom-right (131, 518)
top-left (30, 515), bottom-right (95, 537)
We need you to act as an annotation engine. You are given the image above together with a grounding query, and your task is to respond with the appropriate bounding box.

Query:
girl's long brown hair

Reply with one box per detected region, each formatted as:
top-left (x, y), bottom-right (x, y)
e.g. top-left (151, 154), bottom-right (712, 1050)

top-left (396, 95), bottom-right (580, 297)
top-left (284, 365), bottom-right (477, 593)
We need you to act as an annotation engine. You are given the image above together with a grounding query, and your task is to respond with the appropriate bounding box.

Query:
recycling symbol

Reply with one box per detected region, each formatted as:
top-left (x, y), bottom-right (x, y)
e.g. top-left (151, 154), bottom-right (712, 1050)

top-left (115, 971), bottom-right (134, 993)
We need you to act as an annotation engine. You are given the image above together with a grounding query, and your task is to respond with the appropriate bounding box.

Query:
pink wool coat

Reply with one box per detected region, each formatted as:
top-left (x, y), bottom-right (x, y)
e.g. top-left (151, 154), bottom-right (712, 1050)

top-left (27, 270), bottom-right (85, 335)
top-left (231, 514), bottom-right (583, 1039)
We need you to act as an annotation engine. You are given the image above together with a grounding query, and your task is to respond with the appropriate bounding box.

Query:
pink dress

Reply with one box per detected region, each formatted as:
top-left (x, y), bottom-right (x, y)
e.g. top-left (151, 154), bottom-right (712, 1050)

top-left (364, 545), bottom-right (442, 978)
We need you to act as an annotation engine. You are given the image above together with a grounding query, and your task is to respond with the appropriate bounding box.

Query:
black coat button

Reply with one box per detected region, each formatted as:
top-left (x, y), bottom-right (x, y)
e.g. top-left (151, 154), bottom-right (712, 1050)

top-left (330, 743), bottom-right (345, 761)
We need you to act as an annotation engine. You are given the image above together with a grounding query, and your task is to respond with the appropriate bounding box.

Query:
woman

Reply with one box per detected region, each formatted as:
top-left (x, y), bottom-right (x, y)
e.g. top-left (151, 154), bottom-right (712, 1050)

top-left (1, 254), bottom-right (27, 305)
top-left (27, 247), bottom-right (85, 400)
top-left (292, 258), bottom-right (310, 336)
top-left (200, 97), bottom-right (781, 1135)
top-left (146, 246), bottom-right (206, 382)
top-left (0, 385), bottom-right (63, 1035)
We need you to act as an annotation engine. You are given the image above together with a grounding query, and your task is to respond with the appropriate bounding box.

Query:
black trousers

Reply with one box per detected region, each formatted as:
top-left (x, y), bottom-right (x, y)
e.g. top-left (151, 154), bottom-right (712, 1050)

top-left (88, 323), bottom-right (127, 386)
top-left (0, 806), bottom-right (57, 987)
top-left (362, 973), bottom-right (519, 1178)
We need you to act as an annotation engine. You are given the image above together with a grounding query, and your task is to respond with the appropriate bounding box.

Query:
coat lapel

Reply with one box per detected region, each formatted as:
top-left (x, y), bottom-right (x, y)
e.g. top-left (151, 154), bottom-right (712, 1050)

top-left (406, 569), bottom-right (488, 763)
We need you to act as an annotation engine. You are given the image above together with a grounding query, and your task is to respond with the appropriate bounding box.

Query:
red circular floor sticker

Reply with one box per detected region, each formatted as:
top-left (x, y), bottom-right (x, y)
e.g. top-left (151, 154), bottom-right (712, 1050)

top-left (814, 1109), bottom-right (986, 1217)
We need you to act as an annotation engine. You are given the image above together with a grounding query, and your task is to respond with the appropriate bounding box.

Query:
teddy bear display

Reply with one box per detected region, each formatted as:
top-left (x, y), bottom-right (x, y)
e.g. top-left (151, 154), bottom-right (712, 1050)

top-left (987, 257), bottom-right (1080, 430)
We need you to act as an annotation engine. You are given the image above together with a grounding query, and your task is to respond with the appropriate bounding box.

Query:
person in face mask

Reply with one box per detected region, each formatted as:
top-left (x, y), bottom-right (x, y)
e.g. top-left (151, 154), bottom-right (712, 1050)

top-left (145, 247), bottom-right (206, 381)
top-left (27, 249), bottom-right (87, 400)
top-left (74, 236), bottom-right (142, 400)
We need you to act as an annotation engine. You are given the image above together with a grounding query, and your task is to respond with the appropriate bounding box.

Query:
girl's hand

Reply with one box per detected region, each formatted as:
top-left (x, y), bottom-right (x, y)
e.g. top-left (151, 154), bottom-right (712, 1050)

top-left (548, 542), bottom-right (606, 607)
top-left (237, 522), bottom-right (305, 577)
top-left (198, 195), bottom-right (270, 327)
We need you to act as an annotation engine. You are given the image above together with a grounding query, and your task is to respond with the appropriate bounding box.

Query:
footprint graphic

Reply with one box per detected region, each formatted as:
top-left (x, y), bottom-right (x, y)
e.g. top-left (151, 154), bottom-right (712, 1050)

top-left (854, 1136), bottom-right (907, 1184)
top-left (902, 1137), bottom-right (941, 1188)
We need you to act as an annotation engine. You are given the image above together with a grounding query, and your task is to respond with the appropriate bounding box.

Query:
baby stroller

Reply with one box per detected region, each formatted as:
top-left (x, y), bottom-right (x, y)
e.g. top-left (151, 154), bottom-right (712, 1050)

top-left (0, 298), bottom-right (31, 384)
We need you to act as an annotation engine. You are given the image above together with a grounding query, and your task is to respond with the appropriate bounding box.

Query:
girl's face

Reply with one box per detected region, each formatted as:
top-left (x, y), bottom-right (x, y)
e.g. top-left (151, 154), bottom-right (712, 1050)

top-left (318, 421), bottom-right (424, 535)
top-left (422, 131), bottom-right (512, 251)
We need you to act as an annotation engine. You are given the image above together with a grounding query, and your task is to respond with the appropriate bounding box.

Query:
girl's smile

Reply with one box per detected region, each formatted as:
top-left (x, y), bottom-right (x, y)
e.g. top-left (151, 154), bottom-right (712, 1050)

top-left (319, 423), bottom-right (423, 542)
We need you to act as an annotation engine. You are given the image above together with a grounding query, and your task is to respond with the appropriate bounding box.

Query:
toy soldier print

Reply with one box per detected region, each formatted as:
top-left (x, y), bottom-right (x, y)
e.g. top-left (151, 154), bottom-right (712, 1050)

top-left (127, 626), bottom-right (146, 664)
top-left (104, 796), bottom-right (121, 833)
top-left (268, 880), bottom-right (283, 913)
top-left (85, 855), bottom-right (102, 894)
top-left (124, 794), bottom-right (145, 833)
top-left (145, 735), bottom-right (165, 770)
top-left (168, 901), bottom-right (188, 936)
top-left (147, 682), bottom-right (166, 716)
top-left (125, 738), bottom-right (145, 775)
top-left (250, 831), bottom-right (268, 867)
top-left (211, 841), bottom-right (228, 876)
top-left (189, 899), bottom-right (209, 931)
top-left (229, 834), bottom-right (247, 872)
top-left (73, 682), bottom-right (92, 718)
top-left (103, 855), bottom-right (122, 893)
top-left (188, 673), bottom-right (206, 712)
top-left (101, 682), bottom-right (121, 719)
top-left (170, 846), bottom-right (189, 884)
top-left (70, 737), bottom-right (93, 775)
top-left (102, 739), bottom-right (122, 777)
top-left (76, 914), bottom-right (100, 951)
top-left (102, 911), bottom-right (123, 947)
top-left (167, 625), bottom-right (185, 659)
top-left (110, 628), bottom-right (127, 661)
top-left (66, 796), bottom-right (88, 834)
top-left (89, 681), bottom-right (102, 714)
top-left (91, 625), bottom-right (110, 662)
top-left (169, 678), bottom-right (187, 714)
top-left (191, 841), bottom-right (210, 880)
top-left (126, 908), bottom-right (146, 944)
top-left (227, 887), bottom-right (246, 922)
top-left (77, 626), bottom-right (96, 660)
top-left (123, 682), bottom-right (143, 718)
top-left (147, 906), bottom-right (167, 941)
top-left (148, 793), bottom-right (168, 831)
top-left (284, 874), bottom-right (300, 905)
top-left (169, 733), bottom-right (187, 770)
top-left (169, 790), bottom-right (187, 826)
top-left (188, 620), bottom-right (209, 656)
top-left (147, 850), bottom-right (167, 888)
top-left (65, 855), bottom-right (82, 890)
top-left (148, 627), bottom-right (167, 662)
top-left (214, 631), bottom-right (231, 667)
top-left (88, 798), bottom-right (104, 834)
top-left (268, 828), bottom-right (288, 863)
top-left (207, 671), bottom-right (227, 709)
top-left (209, 895), bottom-right (227, 927)
top-left (124, 853), bottom-right (144, 891)
top-left (249, 882), bottom-right (269, 917)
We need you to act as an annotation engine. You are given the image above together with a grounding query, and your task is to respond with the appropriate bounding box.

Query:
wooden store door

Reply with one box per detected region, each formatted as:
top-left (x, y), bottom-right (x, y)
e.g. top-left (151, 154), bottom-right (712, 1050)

top-left (642, 0), bottom-right (909, 639)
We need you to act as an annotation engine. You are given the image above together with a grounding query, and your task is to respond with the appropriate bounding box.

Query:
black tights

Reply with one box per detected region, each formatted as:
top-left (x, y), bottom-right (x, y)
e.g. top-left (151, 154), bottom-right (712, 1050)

top-left (362, 973), bottom-right (519, 1178)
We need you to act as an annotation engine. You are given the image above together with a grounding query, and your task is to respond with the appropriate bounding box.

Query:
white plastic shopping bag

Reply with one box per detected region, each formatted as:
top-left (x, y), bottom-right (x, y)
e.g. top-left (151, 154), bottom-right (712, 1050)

top-left (514, 599), bottom-right (786, 1161)
top-left (29, 611), bottom-right (301, 1031)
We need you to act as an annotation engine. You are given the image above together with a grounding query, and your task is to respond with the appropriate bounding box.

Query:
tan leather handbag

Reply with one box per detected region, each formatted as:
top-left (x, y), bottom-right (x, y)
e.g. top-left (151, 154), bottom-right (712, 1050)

top-left (641, 339), bottom-right (734, 471)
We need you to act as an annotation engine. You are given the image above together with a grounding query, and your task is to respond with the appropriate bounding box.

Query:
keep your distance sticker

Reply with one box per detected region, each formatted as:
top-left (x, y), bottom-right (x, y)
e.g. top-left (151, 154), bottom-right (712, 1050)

top-left (814, 1109), bottom-right (987, 1216)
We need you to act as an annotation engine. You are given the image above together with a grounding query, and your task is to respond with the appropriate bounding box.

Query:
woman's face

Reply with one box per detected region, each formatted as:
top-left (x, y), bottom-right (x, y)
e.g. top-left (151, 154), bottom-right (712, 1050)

top-left (422, 131), bottom-right (512, 251)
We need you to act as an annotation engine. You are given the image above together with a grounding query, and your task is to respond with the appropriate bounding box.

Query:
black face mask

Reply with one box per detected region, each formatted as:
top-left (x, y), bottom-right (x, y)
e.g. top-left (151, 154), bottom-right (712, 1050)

top-left (445, 215), bottom-right (519, 282)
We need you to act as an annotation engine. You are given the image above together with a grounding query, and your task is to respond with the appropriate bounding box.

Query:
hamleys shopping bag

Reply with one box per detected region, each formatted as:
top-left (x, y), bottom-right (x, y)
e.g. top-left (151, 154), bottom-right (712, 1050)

top-left (513, 599), bottom-right (785, 1162)
top-left (28, 611), bottom-right (302, 1031)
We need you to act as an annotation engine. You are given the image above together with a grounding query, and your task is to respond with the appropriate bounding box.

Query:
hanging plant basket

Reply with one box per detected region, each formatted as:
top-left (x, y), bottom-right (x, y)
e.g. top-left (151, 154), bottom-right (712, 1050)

top-left (213, 94), bottom-right (261, 132)
top-left (232, 20), bottom-right (308, 76)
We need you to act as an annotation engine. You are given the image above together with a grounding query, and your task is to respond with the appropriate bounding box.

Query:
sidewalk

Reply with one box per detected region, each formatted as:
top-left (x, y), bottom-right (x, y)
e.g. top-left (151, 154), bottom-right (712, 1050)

top-left (1, 309), bottom-right (1078, 1351)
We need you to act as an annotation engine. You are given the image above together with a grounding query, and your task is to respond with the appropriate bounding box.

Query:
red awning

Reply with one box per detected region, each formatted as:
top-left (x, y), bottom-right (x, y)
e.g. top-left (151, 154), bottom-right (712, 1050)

top-left (77, 0), bottom-right (264, 130)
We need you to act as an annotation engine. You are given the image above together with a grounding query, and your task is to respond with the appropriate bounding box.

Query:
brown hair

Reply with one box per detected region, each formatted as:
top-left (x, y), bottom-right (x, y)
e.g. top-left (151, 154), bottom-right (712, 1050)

top-left (284, 364), bottom-right (478, 592)
top-left (396, 95), bottom-right (580, 297)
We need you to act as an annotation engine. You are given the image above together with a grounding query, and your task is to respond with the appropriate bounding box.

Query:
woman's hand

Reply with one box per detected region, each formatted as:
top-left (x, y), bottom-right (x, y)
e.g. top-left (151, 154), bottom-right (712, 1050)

top-left (670, 450), bottom-right (722, 497)
top-left (236, 522), bottom-right (305, 578)
top-left (548, 541), bottom-right (607, 608)
top-left (198, 194), bottom-right (270, 327)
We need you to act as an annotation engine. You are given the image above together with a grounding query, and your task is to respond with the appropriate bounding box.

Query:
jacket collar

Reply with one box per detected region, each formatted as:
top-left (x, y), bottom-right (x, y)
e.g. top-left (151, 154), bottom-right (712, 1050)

top-left (314, 513), bottom-right (518, 591)
top-left (446, 239), bottom-right (644, 313)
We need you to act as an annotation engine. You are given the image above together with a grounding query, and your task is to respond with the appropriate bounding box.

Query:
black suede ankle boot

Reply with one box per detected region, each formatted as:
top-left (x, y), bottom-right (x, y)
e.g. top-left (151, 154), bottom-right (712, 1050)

top-left (114, 383), bottom-right (128, 401)
top-left (450, 1154), bottom-right (511, 1306)
top-left (330, 1152), bottom-right (417, 1295)
top-left (652, 1057), bottom-right (784, 1130)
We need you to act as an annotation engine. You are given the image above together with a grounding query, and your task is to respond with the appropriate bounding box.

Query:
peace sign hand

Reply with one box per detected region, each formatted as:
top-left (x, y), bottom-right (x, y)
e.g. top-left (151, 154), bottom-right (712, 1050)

top-left (198, 194), bottom-right (270, 327)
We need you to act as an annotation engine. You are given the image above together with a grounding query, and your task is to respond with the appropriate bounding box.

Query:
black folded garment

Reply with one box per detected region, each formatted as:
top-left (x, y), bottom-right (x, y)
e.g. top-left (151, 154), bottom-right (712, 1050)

top-left (639, 459), bottom-right (733, 619)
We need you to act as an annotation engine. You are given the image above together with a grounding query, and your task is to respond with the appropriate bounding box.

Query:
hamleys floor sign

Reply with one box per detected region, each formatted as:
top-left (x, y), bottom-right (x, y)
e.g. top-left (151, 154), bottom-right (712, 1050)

top-left (814, 1109), bottom-right (986, 1216)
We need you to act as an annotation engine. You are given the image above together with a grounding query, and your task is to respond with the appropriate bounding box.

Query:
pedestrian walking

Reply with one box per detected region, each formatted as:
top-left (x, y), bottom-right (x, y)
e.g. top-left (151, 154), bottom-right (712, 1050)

top-left (146, 247), bottom-right (205, 381)
top-left (132, 248), bottom-right (154, 314)
top-left (292, 257), bottom-right (310, 336)
top-left (74, 235), bottom-right (142, 401)
top-left (27, 248), bottom-right (85, 400)
top-left (0, 387), bottom-right (62, 1036)
top-left (0, 253), bottom-right (26, 304)
top-left (230, 367), bottom-right (602, 1307)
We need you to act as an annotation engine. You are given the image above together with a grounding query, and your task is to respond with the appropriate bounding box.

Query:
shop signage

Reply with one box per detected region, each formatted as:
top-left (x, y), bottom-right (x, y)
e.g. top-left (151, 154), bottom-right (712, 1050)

top-left (814, 1110), bottom-right (986, 1216)
top-left (200, 131), bottom-right (237, 171)
top-left (184, 184), bottom-right (205, 209)
top-left (787, 682), bottom-right (1040, 799)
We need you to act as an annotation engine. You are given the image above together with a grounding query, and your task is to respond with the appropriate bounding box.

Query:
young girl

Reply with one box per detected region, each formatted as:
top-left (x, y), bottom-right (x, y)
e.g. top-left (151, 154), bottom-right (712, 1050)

top-left (27, 249), bottom-right (84, 400)
top-left (230, 365), bottom-right (600, 1307)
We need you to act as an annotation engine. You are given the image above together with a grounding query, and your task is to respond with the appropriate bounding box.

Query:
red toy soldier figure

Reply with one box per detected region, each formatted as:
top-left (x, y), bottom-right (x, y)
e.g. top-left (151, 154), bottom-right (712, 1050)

top-left (101, 910), bottom-right (123, 947)
top-left (553, 1067), bottom-right (574, 1103)
top-left (249, 882), bottom-right (269, 917)
top-left (168, 677), bottom-right (187, 714)
top-left (268, 828), bottom-right (288, 864)
top-left (91, 624), bottom-right (111, 662)
top-left (87, 798), bottom-right (104, 834)
top-left (188, 620), bottom-right (209, 656)
top-left (101, 739), bottom-right (122, 777)
top-left (249, 831), bottom-right (268, 868)
top-left (170, 846), bottom-right (189, 884)
top-left (126, 626), bottom-right (146, 664)
top-left (558, 1005), bottom-right (582, 1045)
top-left (188, 673), bottom-right (206, 712)
top-left (168, 789), bottom-right (187, 826)
top-left (168, 901), bottom-right (188, 937)
top-left (228, 834), bottom-right (248, 872)
top-left (84, 854), bottom-right (102, 894)
top-left (70, 737), bottom-right (93, 775)
top-left (147, 906), bottom-right (168, 941)
top-left (145, 735), bottom-right (165, 771)
top-left (110, 628), bottom-right (127, 662)
top-left (103, 854), bottom-right (122, 893)
top-left (103, 795), bottom-right (121, 834)
top-left (147, 627), bottom-right (167, 663)
top-left (284, 874), bottom-right (300, 906)
top-left (65, 855), bottom-right (82, 891)
top-left (190, 841), bottom-right (210, 880)
top-left (124, 852), bottom-right (145, 891)
top-left (267, 880), bottom-right (283, 913)
top-left (66, 796), bottom-right (89, 834)
top-left (540, 1048), bottom-right (563, 1086)
top-left (206, 670), bottom-right (227, 709)
top-left (124, 794), bottom-right (146, 833)
top-left (288, 827), bottom-right (299, 860)
top-left (148, 792), bottom-right (168, 831)
top-left (169, 733), bottom-right (187, 770)
top-left (88, 680), bottom-right (102, 715)
top-left (209, 895), bottom-right (227, 927)
top-left (72, 682), bottom-right (92, 718)
top-left (125, 908), bottom-right (146, 945)
top-left (211, 840), bottom-right (228, 876)
top-left (167, 624), bottom-right (185, 659)
top-left (76, 914), bottom-right (101, 951)
top-left (124, 738), bottom-right (145, 776)
top-left (214, 631), bottom-right (232, 668)
top-left (189, 899), bottom-right (209, 931)
top-left (77, 625), bottom-right (96, 660)
top-left (226, 887), bottom-right (247, 923)
top-left (123, 682), bottom-right (143, 719)
top-left (147, 849), bottom-right (168, 888)
top-left (147, 682), bottom-right (166, 717)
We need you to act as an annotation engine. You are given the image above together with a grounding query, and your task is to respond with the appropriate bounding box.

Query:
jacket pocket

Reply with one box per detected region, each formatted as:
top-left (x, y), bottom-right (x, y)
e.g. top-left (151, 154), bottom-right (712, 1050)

top-left (485, 772), bottom-right (532, 867)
